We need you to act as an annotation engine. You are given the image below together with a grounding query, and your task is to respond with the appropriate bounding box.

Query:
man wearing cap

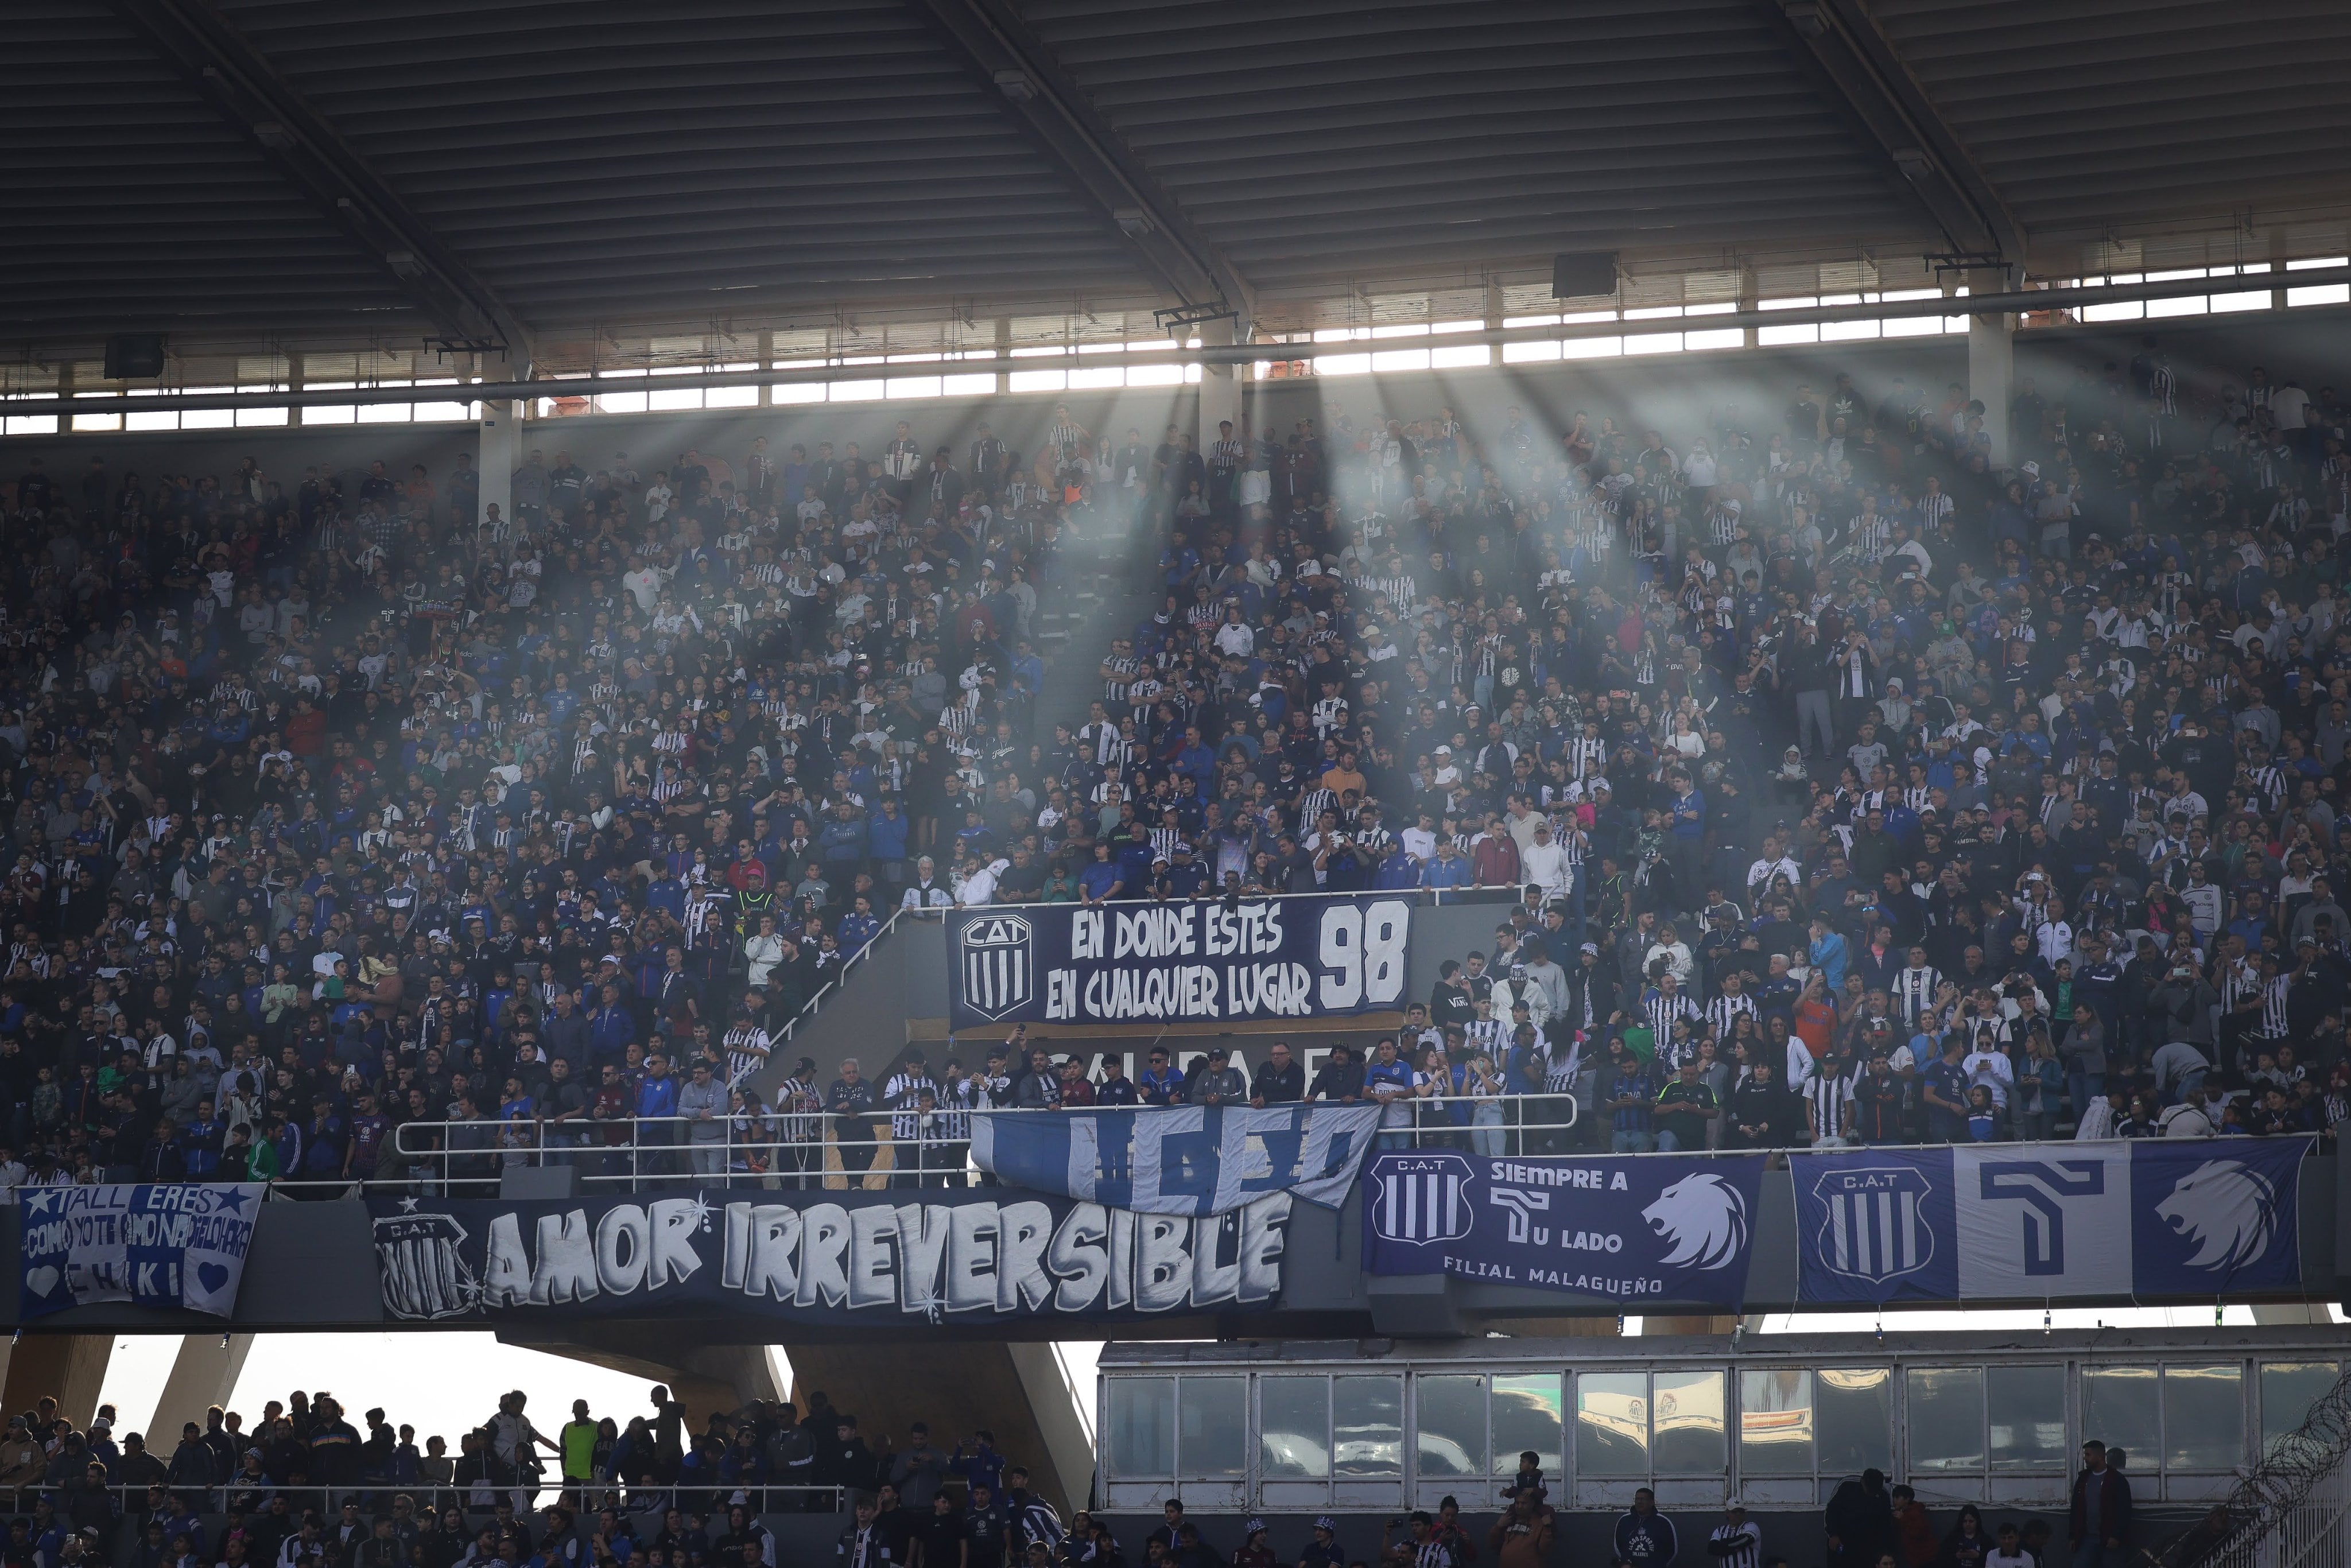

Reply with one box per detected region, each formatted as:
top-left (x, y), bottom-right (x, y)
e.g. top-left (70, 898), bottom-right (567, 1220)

top-left (1299, 1520), bottom-right (1345, 1568)
top-left (1709, 1501), bottom-right (1760, 1568)
top-left (1188, 1047), bottom-right (1246, 1108)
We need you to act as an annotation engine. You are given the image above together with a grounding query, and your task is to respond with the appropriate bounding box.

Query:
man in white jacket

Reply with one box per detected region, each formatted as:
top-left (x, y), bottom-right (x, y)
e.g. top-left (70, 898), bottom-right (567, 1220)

top-left (953, 853), bottom-right (1008, 908)
top-left (1520, 820), bottom-right (1572, 903)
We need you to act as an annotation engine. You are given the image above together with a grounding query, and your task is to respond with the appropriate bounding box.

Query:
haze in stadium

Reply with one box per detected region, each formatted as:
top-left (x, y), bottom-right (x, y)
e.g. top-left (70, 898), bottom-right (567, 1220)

top-left (6, 5), bottom-right (2351, 1568)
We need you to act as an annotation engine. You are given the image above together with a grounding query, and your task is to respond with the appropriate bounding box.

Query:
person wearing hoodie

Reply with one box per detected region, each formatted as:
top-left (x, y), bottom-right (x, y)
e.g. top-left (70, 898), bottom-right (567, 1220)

top-left (677, 1059), bottom-right (730, 1177)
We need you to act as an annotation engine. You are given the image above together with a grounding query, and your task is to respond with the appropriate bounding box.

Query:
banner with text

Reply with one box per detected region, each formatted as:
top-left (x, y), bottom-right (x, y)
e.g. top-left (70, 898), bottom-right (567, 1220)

top-left (1361, 1152), bottom-right (1768, 1306)
top-left (947, 895), bottom-right (1413, 1030)
top-left (366, 1188), bottom-right (1294, 1324)
top-left (972, 1103), bottom-right (1381, 1217)
top-left (1792, 1138), bottom-right (2313, 1305)
top-left (20, 1184), bottom-right (266, 1320)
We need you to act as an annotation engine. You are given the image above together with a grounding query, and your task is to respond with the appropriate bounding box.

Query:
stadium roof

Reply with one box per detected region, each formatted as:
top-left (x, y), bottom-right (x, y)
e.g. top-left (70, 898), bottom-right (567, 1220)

top-left (6, 0), bottom-right (2350, 374)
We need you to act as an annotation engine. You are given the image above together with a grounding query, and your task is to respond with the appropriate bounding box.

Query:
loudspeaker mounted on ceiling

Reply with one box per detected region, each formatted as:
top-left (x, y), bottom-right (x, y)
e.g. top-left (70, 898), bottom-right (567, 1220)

top-left (104, 335), bottom-right (168, 380)
top-left (1551, 253), bottom-right (1620, 300)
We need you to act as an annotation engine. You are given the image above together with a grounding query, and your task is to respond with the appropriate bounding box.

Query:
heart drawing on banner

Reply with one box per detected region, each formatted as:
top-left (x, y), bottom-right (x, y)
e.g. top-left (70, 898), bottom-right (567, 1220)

top-left (24, 1267), bottom-right (60, 1299)
top-left (196, 1263), bottom-right (231, 1295)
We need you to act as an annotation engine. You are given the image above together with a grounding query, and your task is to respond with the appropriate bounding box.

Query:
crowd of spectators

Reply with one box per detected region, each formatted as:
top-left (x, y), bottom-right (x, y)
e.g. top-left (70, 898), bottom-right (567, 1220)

top-left (0, 407), bottom-right (1151, 1189)
top-left (945, 344), bottom-right (2351, 1154)
top-left (1, 331), bottom-right (2349, 1186)
top-left (0, 1382), bottom-right (1084, 1568)
top-left (0, 1381), bottom-right (2133, 1568)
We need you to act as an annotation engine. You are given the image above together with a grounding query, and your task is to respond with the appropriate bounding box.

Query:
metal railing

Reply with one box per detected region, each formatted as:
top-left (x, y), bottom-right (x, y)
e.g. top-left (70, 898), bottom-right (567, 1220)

top-left (258, 1096), bottom-right (1599, 1194)
top-left (37, 1481), bottom-right (851, 1526)
top-left (234, 1084), bottom-right (2331, 1198)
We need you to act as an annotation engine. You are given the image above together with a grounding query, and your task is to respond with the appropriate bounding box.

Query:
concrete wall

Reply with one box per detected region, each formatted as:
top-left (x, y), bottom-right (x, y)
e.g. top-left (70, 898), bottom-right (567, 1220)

top-left (1093, 1501), bottom-right (2232, 1568)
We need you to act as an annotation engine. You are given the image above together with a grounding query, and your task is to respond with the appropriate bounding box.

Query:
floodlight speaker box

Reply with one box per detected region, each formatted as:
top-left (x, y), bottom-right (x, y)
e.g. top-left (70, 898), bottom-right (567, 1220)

top-left (1551, 253), bottom-right (1619, 299)
top-left (104, 335), bottom-right (167, 379)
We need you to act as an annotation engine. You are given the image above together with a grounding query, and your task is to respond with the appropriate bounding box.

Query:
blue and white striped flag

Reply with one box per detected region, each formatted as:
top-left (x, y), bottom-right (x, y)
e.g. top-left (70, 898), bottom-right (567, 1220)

top-left (971, 1104), bottom-right (1382, 1217)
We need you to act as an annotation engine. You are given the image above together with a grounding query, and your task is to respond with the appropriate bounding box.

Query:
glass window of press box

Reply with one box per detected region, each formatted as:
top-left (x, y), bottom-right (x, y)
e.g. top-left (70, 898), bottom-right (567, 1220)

top-left (1098, 1359), bottom-right (2344, 1511)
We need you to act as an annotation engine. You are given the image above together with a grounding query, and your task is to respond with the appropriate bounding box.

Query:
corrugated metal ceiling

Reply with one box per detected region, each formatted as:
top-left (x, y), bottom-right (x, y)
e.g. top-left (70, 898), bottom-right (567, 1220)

top-left (5, 0), bottom-right (2348, 368)
top-left (1873, 0), bottom-right (2351, 244)
top-left (2, 0), bottom-right (426, 339)
top-left (1020, 0), bottom-right (1921, 288)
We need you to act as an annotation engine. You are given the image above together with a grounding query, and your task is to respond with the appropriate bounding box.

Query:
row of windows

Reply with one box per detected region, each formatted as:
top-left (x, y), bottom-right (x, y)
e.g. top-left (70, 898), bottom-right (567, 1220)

top-left (10, 265), bottom-right (2346, 436)
top-left (1100, 1360), bottom-right (2341, 1508)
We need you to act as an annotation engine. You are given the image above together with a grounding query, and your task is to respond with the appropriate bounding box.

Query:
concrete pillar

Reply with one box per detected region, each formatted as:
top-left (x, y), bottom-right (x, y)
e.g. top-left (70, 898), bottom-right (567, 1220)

top-left (491, 1336), bottom-right (797, 1528)
top-left (785, 1341), bottom-right (1094, 1514)
top-left (0, 1336), bottom-right (114, 1427)
top-left (1737, 267), bottom-right (1760, 350)
top-left (1007, 1344), bottom-right (1097, 1524)
top-left (288, 353), bottom-right (305, 429)
top-left (994, 320), bottom-right (1012, 395)
top-left (1966, 268), bottom-right (2014, 468)
top-left (499, 1330), bottom-right (785, 1432)
top-left (477, 352), bottom-right (521, 533)
top-left (1196, 317), bottom-right (1240, 458)
top-left (148, 1334), bottom-right (254, 1443)
top-left (758, 331), bottom-right (775, 408)
top-left (2251, 1304), bottom-right (2332, 1325)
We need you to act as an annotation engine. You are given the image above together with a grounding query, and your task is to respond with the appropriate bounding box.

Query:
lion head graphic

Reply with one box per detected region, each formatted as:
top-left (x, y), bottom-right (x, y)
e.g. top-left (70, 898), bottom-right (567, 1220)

top-left (2155, 1161), bottom-right (2279, 1274)
top-left (1644, 1173), bottom-right (1749, 1271)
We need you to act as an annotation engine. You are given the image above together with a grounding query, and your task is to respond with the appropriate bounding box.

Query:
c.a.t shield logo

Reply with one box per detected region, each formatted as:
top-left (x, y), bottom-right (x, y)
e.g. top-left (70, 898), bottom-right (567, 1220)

top-left (1370, 1154), bottom-right (1476, 1244)
top-left (959, 913), bottom-right (1034, 1020)
top-left (1813, 1164), bottom-right (1934, 1283)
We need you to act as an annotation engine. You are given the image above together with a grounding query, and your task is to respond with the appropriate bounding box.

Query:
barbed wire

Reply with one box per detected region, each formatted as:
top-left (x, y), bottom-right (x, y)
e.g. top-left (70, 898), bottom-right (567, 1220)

top-left (2154, 1361), bottom-right (2351, 1568)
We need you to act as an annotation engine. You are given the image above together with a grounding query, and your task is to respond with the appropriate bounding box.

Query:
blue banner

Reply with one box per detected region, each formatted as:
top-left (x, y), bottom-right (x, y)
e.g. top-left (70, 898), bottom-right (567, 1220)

top-left (20, 1184), bottom-right (265, 1319)
top-left (971, 1104), bottom-right (1382, 1216)
top-left (947, 894), bottom-right (1413, 1030)
top-left (1792, 1138), bottom-right (2312, 1305)
top-left (1361, 1152), bottom-right (1768, 1306)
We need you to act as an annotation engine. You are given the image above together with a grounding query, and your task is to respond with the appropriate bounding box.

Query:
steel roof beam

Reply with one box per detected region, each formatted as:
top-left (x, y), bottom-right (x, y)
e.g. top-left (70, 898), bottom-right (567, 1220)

top-left (1767, 0), bottom-right (2026, 270)
top-left (108, 0), bottom-right (536, 366)
top-left (906, 0), bottom-right (1256, 329)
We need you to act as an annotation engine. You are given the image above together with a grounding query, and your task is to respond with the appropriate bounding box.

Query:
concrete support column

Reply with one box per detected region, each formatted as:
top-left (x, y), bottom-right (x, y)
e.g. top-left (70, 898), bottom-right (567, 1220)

top-left (1966, 268), bottom-right (2015, 468)
top-left (477, 352), bottom-right (521, 534)
top-left (288, 354), bottom-right (305, 428)
top-left (149, 1334), bottom-right (254, 1441)
top-left (785, 1341), bottom-right (1094, 1514)
top-left (1196, 317), bottom-right (1240, 457)
top-left (500, 1329), bottom-right (785, 1432)
top-left (1007, 1345), bottom-right (1097, 1524)
top-left (1737, 267), bottom-right (1760, 350)
top-left (0, 1336), bottom-right (114, 1427)
top-left (2251, 1304), bottom-right (2332, 1325)
top-left (994, 320), bottom-right (1012, 394)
